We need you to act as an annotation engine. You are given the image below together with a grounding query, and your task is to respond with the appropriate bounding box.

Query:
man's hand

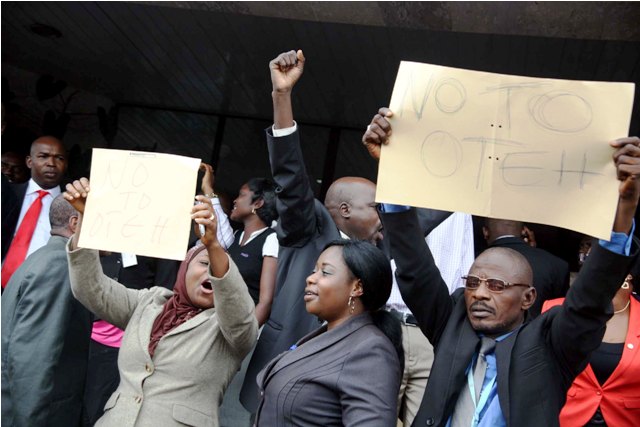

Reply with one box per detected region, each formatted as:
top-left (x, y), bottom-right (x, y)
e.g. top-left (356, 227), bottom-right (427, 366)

top-left (611, 137), bottom-right (640, 201)
top-left (610, 136), bottom-right (640, 233)
top-left (63, 177), bottom-right (91, 214)
top-left (270, 50), bottom-right (305, 94)
top-left (362, 108), bottom-right (393, 160)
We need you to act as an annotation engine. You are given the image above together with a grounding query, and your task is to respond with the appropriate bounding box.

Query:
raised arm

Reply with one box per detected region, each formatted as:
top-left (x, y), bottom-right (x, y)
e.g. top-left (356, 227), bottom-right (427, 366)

top-left (192, 195), bottom-right (258, 354)
top-left (200, 162), bottom-right (234, 250)
top-left (549, 136), bottom-right (640, 382)
top-left (267, 50), bottom-right (318, 247)
top-left (271, 50), bottom-right (304, 130)
top-left (64, 178), bottom-right (144, 328)
top-left (364, 108), bottom-right (454, 345)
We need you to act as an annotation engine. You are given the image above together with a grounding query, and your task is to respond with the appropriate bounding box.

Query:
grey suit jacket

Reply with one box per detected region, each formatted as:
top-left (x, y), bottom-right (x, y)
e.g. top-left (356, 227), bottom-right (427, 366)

top-left (255, 313), bottom-right (401, 426)
top-left (1, 235), bottom-right (92, 427)
top-left (67, 244), bottom-right (258, 427)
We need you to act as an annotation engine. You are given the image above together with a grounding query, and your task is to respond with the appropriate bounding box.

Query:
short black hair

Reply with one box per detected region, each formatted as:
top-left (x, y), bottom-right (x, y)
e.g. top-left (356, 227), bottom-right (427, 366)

top-left (247, 177), bottom-right (278, 225)
top-left (322, 239), bottom-right (403, 366)
top-left (49, 194), bottom-right (78, 229)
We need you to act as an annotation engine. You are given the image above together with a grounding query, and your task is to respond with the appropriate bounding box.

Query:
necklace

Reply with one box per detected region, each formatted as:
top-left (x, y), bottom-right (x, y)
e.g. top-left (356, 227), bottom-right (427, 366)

top-left (614, 300), bottom-right (630, 314)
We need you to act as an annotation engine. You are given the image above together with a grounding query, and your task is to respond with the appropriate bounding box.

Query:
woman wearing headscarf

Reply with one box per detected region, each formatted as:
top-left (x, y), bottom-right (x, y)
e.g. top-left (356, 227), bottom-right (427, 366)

top-left (254, 239), bottom-right (403, 426)
top-left (543, 259), bottom-right (640, 426)
top-left (63, 177), bottom-right (258, 427)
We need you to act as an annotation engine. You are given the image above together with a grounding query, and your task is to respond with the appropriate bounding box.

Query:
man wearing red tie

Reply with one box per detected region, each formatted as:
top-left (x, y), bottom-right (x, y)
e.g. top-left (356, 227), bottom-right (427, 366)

top-left (1, 136), bottom-right (67, 289)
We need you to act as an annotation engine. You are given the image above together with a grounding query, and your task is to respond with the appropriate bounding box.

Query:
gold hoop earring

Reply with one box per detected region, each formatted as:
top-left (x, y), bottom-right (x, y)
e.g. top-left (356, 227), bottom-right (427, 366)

top-left (251, 208), bottom-right (256, 214)
top-left (622, 276), bottom-right (631, 289)
top-left (348, 296), bottom-right (356, 314)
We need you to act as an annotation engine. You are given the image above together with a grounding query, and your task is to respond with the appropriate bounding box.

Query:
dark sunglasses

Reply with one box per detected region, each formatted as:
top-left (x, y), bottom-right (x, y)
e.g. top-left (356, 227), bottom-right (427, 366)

top-left (462, 275), bottom-right (531, 293)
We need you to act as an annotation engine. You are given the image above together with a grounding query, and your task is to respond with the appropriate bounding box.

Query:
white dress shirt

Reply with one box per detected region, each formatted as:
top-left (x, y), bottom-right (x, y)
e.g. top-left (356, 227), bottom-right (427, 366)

top-left (386, 212), bottom-right (475, 313)
top-left (14, 179), bottom-right (61, 258)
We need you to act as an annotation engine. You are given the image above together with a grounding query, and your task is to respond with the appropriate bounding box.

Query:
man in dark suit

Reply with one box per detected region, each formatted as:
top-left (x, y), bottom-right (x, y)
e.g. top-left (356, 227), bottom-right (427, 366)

top-left (239, 50), bottom-right (385, 414)
top-left (483, 218), bottom-right (570, 317)
top-left (364, 108), bottom-right (639, 426)
top-left (2, 136), bottom-right (67, 287)
top-left (1, 194), bottom-right (92, 427)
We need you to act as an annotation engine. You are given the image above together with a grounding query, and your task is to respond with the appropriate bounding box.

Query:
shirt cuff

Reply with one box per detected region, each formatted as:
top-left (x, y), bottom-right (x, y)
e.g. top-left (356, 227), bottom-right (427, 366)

top-left (272, 121), bottom-right (297, 137)
top-left (379, 203), bottom-right (411, 213)
top-left (599, 220), bottom-right (635, 256)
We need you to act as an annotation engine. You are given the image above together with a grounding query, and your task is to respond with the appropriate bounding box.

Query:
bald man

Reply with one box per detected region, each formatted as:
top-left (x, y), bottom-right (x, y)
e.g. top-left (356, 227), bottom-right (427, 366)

top-left (2, 136), bottom-right (68, 287)
top-left (239, 50), bottom-right (385, 415)
top-left (483, 218), bottom-right (570, 317)
top-left (365, 107), bottom-right (640, 427)
top-left (2, 195), bottom-right (91, 426)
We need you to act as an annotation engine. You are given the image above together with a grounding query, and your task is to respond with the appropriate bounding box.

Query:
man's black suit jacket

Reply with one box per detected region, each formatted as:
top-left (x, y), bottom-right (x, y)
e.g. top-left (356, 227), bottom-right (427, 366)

top-left (1, 179), bottom-right (26, 261)
top-left (1, 181), bottom-right (67, 262)
top-left (382, 208), bottom-right (636, 427)
top-left (490, 236), bottom-right (570, 317)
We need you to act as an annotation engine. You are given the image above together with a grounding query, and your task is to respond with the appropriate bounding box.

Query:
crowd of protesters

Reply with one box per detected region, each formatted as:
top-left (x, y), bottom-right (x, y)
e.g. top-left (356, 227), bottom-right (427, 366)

top-left (1, 49), bottom-right (639, 427)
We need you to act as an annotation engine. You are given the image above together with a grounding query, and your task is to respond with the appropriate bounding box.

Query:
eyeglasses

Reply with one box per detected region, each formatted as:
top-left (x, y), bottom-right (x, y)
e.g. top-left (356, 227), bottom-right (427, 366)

top-left (462, 275), bottom-right (531, 293)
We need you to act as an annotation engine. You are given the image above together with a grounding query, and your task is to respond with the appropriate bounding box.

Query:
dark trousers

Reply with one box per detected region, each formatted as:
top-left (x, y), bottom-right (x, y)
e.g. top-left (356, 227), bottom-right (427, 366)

top-left (82, 340), bottom-right (120, 427)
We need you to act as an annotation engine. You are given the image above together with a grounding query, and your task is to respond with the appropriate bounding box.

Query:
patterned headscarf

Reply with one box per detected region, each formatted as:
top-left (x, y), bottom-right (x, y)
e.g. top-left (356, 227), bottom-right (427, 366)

top-left (148, 244), bottom-right (208, 357)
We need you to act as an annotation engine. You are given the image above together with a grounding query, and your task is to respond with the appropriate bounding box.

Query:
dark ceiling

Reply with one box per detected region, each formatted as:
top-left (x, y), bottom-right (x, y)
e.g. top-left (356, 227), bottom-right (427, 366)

top-left (2, 1), bottom-right (640, 198)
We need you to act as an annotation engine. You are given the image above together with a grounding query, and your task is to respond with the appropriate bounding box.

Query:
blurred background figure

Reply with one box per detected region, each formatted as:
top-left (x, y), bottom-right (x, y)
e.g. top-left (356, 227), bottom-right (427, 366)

top-left (1, 151), bottom-right (30, 184)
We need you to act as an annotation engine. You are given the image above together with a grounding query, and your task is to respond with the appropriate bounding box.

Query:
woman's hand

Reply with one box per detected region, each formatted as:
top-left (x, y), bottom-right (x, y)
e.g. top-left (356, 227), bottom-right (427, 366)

top-left (62, 178), bottom-right (90, 250)
top-left (200, 163), bottom-right (216, 197)
top-left (192, 195), bottom-right (220, 249)
top-left (63, 177), bottom-right (91, 214)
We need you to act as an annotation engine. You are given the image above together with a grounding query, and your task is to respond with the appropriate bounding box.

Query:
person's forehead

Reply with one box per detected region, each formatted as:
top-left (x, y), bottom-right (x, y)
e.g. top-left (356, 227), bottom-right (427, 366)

top-left (470, 251), bottom-right (521, 279)
top-left (32, 140), bottom-right (65, 154)
top-left (318, 245), bottom-right (347, 266)
top-left (1, 154), bottom-right (22, 164)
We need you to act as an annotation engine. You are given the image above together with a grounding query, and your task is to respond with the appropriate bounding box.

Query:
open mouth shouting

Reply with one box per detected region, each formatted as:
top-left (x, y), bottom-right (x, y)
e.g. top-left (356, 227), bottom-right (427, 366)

top-left (200, 279), bottom-right (213, 294)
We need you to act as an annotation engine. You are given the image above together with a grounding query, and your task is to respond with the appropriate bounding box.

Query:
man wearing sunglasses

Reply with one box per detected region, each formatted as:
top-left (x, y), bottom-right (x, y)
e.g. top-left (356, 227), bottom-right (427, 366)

top-left (364, 108), bottom-right (639, 427)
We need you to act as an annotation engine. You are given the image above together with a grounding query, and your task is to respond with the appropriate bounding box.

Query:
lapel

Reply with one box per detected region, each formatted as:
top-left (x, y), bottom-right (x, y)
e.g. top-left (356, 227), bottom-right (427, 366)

top-left (594, 297), bottom-right (640, 387)
top-left (495, 329), bottom-right (518, 425)
top-left (263, 313), bottom-right (372, 385)
top-left (256, 326), bottom-right (328, 389)
top-left (438, 313), bottom-right (479, 418)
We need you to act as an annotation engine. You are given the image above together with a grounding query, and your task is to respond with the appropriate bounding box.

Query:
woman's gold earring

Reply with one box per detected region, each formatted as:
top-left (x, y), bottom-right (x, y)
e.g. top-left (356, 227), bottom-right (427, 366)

top-left (251, 208), bottom-right (256, 214)
top-left (622, 275), bottom-right (631, 289)
top-left (348, 296), bottom-right (356, 314)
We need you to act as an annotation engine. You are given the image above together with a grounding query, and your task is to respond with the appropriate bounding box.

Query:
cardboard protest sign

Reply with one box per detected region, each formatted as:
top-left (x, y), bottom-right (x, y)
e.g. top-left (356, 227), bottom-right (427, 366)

top-left (377, 61), bottom-right (635, 239)
top-left (78, 149), bottom-right (200, 260)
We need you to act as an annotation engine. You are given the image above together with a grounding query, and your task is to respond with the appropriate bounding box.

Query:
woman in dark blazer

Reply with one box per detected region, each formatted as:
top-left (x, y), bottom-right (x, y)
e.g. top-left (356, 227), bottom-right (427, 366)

top-left (254, 240), bottom-right (403, 426)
